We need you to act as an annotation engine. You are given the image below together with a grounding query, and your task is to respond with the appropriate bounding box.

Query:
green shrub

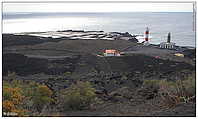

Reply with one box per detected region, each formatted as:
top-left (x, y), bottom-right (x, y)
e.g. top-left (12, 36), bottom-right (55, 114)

top-left (147, 73), bottom-right (195, 107)
top-left (182, 73), bottom-right (195, 98)
top-left (160, 74), bottom-right (195, 107)
top-left (3, 81), bottom-right (26, 116)
top-left (32, 85), bottom-right (53, 112)
top-left (143, 79), bottom-right (161, 89)
top-left (158, 80), bottom-right (181, 107)
top-left (121, 75), bottom-right (128, 80)
top-left (3, 80), bottom-right (54, 115)
top-left (63, 71), bottom-right (72, 76)
top-left (142, 72), bottom-right (195, 108)
top-left (62, 81), bottom-right (96, 110)
top-left (78, 63), bottom-right (86, 66)
top-left (7, 71), bottom-right (17, 80)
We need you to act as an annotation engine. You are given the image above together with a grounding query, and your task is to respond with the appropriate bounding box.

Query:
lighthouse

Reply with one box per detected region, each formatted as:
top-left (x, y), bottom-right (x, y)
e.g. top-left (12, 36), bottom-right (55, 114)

top-left (145, 27), bottom-right (149, 41)
top-left (160, 32), bottom-right (175, 49)
top-left (143, 27), bottom-right (150, 46)
top-left (167, 32), bottom-right (171, 43)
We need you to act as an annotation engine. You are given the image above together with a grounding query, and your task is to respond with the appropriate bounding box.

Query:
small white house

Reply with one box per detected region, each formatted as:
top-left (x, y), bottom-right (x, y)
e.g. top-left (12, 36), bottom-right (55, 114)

top-left (104, 49), bottom-right (120, 56)
top-left (160, 42), bottom-right (175, 49)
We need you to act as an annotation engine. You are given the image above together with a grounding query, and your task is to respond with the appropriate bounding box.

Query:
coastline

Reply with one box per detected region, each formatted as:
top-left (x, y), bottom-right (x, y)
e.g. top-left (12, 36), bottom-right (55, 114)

top-left (3, 30), bottom-right (196, 48)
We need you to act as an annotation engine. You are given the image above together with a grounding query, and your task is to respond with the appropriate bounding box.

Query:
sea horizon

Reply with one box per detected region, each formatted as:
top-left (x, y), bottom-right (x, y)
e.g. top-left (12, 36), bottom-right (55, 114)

top-left (2, 12), bottom-right (196, 47)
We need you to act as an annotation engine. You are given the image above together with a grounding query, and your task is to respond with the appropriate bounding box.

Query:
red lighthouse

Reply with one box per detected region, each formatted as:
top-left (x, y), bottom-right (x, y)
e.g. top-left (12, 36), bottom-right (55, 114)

top-left (145, 27), bottom-right (149, 41)
top-left (143, 27), bottom-right (150, 46)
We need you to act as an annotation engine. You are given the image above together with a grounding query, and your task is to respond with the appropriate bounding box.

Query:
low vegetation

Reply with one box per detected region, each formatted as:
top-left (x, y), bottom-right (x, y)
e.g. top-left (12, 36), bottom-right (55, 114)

top-left (143, 72), bottom-right (195, 108)
top-left (2, 70), bottom-right (195, 116)
top-left (59, 81), bottom-right (96, 110)
top-left (3, 72), bottom-right (97, 116)
top-left (3, 85), bottom-right (26, 116)
top-left (3, 72), bottom-right (54, 116)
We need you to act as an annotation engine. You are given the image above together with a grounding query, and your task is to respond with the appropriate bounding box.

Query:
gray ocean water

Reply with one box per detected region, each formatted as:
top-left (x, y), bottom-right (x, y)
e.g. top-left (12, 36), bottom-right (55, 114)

top-left (3, 12), bottom-right (196, 47)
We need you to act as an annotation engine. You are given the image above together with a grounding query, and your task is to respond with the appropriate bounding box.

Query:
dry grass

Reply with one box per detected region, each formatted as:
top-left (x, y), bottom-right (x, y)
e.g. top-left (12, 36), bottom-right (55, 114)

top-left (159, 73), bottom-right (195, 108)
top-left (143, 72), bottom-right (195, 108)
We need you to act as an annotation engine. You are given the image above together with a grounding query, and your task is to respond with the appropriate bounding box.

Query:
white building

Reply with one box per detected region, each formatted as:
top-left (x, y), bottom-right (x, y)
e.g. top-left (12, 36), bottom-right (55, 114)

top-left (104, 49), bottom-right (121, 56)
top-left (160, 42), bottom-right (176, 49)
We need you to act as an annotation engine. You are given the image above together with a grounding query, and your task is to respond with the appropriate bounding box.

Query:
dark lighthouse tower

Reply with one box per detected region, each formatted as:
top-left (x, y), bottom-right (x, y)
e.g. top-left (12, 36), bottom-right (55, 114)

top-left (167, 32), bottom-right (171, 43)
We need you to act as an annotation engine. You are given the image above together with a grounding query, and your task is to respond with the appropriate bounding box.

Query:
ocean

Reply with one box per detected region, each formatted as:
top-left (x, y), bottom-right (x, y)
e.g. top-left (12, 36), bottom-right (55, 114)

top-left (2, 12), bottom-right (196, 47)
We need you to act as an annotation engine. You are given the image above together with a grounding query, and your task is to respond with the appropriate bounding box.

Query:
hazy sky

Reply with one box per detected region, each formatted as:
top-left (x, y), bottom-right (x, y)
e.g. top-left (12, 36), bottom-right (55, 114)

top-left (3, 2), bottom-right (194, 13)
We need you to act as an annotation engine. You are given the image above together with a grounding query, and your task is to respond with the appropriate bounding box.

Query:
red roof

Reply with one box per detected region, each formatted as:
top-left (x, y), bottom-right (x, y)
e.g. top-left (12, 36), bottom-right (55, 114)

top-left (105, 49), bottom-right (119, 54)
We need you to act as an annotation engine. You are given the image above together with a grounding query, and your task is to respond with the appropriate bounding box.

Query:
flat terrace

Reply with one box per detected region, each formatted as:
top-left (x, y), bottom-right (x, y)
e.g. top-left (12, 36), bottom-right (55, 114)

top-left (16, 30), bottom-right (137, 41)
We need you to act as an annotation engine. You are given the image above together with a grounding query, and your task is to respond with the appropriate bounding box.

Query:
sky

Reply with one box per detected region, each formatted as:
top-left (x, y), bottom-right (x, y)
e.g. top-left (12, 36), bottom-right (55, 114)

top-left (3, 2), bottom-right (194, 13)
